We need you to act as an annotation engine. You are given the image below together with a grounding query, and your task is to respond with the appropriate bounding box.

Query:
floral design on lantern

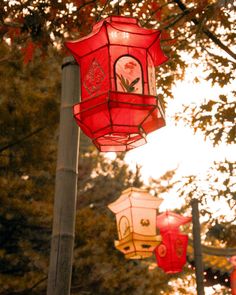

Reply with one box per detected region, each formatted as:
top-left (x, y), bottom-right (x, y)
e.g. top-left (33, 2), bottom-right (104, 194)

top-left (154, 211), bottom-right (192, 273)
top-left (65, 16), bottom-right (168, 152)
top-left (108, 187), bottom-right (162, 259)
top-left (83, 59), bottom-right (105, 94)
top-left (116, 56), bottom-right (142, 93)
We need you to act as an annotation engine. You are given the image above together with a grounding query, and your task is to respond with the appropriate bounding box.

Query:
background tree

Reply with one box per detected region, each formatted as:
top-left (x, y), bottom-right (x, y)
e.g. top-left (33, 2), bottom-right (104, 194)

top-left (0, 43), bottom-right (180, 294)
top-left (0, 43), bottom-right (60, 294)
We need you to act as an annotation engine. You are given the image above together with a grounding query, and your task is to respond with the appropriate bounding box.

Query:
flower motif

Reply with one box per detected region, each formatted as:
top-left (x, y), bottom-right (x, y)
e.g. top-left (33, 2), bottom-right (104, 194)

top-left (117, 73), bottom-right (140, 93)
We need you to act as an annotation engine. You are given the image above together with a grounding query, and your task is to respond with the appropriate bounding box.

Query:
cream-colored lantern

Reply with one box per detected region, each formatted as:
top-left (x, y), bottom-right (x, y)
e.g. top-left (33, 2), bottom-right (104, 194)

top-left (108, 187), bottom-right (162, 259)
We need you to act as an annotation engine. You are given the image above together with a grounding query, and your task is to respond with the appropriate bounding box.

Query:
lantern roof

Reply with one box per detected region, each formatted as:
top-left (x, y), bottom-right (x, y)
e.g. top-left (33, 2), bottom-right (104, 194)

top-left (156, 211), bottom-right (192, 232)
top-left (108, 187), bottom-right (162, 213)
top-left (65, 15), bottom-right (168, 66)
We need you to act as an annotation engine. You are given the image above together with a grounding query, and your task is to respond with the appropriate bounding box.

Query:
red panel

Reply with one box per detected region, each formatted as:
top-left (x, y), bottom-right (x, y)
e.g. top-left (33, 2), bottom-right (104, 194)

top-left (107, 23), bottom-right (158, 48)
top-left (148, 35), bottom-right (169, 66)
top-left (80, 47), bottom-right (110, 100)
top-left (231, 269), bottom-right (236, 295)
top-left (128, 47), bottom-right (148, 86)
top-left (154, 233), bottom-right (188, 274)
top-left (65, 25), bottom-right (108, 59)
top-left (73, 91), bottom-right (164, 152)
top-left (109, 45), bottom-right (129, 70)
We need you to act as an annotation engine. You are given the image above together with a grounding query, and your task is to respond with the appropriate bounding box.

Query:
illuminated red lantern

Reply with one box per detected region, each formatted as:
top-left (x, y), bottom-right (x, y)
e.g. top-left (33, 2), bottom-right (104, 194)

top-left (231, 269), bottom-right (236, 295)
top-left (229, 256), bottom-right (236, 295)
top-left (65, 16), bottom-right (168, 152)
top-left (154, 211), bottom-right (191, 273)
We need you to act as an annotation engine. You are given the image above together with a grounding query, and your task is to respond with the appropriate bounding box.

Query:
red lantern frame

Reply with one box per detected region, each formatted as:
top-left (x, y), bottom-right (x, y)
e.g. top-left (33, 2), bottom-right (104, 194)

top-left (154, 211), bottom-right (191, 273)
top-left (65, 16), bottom-right (168, 152)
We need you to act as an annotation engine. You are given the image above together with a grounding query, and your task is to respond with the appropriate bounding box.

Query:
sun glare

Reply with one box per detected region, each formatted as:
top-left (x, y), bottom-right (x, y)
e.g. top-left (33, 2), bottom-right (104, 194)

top-left (124, 66), bottom-right (235, 182)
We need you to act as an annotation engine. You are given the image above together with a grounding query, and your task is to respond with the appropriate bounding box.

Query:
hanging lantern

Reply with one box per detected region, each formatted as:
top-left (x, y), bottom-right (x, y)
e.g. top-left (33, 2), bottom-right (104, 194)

top-left (154, 211), bottom-right (191, 273)
top-left (231, 270), bottom-right (236, 295)
top-left (108, 187), bottom-right (162, 259)
top-left (65, 16), bottom-right (168, 152)
top-left (229, 256), bottom-right (236, 295)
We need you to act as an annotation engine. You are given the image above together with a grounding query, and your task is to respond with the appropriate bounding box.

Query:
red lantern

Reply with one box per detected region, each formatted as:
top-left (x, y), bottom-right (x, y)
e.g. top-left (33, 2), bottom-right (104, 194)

top-left (65, 16), bottom-right (168, 152)
top-left (229, 256), bottom-right (236, 295)
top-left (154, 211), bottom-right (191, 273)
top-left (231, 269), bottom-right (236, 295)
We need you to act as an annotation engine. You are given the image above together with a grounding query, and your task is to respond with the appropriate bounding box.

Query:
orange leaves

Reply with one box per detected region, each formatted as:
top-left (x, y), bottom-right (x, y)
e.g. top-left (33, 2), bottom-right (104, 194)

top-left (71, 0), bottom-right (85, 7)
top-left (161, 30), bottom-right (177, 46)
top-left (7, 27), bottom-right (21, 42)
top-left (150, 1), bottom-right (162, 20)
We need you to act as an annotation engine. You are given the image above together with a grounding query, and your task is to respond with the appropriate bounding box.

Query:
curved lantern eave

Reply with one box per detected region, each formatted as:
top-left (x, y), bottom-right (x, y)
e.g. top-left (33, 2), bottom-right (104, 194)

top-left (156, 211), bottom-right (192, 233)
top-left (65, 18), bottom-right (168, 65)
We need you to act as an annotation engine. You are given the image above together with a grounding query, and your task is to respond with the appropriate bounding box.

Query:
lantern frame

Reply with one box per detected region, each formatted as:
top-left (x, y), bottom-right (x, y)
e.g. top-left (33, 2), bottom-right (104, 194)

top-left (154, 211), bottom-right (191, 273)
top-left (108, 187), bottom-right (162, 259)
top-left (65, 16), bottom-right (168, 152)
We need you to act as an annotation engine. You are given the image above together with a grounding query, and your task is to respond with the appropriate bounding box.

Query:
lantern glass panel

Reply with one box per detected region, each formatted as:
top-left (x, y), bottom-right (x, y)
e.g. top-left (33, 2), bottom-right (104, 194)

top-left (147, 53), bottom-right (156, 96)
top-left (115, 56), bottom-right (143, 94)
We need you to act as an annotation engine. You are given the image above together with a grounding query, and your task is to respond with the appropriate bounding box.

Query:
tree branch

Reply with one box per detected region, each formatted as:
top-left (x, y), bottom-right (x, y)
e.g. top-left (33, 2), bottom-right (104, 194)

top-left (27, 276), bottom-right (47, 293)
top-left (0, 126), bottom-right (46, 153)
top-left (173, 0), bottom-right (236, 61)
top-left (0, 20), bottom-right (23, 29)
top-left (0, 276), bottom-right (47, 295)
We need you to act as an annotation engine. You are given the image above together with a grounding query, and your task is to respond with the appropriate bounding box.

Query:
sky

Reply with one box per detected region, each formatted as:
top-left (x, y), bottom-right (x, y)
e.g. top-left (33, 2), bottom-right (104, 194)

top-left (125, 64), bottom-right (235, 182)
top-left (123, 64), bottom-right (235, 294)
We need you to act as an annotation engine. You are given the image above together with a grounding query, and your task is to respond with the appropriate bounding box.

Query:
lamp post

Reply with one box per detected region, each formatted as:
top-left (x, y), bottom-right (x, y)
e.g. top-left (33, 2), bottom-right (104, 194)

top-left (47, 56), bottom-right (80, 295)
top-left (191, 198), bottom-right (205, 295)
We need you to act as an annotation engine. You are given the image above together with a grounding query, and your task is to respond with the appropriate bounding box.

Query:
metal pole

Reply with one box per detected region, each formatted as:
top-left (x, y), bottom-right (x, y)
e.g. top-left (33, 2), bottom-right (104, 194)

top-left (191, 198), bottom-right (205, 295)
top-left (47, 56), bottom-right (80, 295)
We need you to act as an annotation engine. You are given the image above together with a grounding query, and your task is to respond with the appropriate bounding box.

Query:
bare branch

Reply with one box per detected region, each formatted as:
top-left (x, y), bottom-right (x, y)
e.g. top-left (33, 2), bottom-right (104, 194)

top-left (173, 0), bottom-right (236, 61)
top-left (0, 126), bottom-right (46, 153)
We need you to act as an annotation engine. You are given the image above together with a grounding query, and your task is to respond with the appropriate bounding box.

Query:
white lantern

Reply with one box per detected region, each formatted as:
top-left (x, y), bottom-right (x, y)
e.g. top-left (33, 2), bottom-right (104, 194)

top-left (108, 187), bottom-right (162, 259)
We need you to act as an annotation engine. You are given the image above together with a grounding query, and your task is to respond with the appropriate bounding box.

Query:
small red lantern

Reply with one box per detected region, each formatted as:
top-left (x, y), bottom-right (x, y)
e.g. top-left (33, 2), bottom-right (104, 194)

top-left (154, 211), bottom-right (191, 273)
top-left (65, 16), bottom-right (168, 152)
top-left (231, 269), bottom-right (236, 295)
top-left (229, 256), bottom-right (236, 295)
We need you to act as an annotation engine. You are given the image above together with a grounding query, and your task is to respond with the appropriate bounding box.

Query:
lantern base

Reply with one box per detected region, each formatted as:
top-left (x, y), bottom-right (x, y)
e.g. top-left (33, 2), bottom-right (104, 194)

top-left (114, 232), bottom-right (162, 259)
top-left (73, 91), bottom-right (165, 152)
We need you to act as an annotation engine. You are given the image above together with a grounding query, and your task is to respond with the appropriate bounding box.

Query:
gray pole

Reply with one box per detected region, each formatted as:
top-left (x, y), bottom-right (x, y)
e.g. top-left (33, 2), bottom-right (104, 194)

top-left (47, 56), bottom-right (80, 295)
top-left (191, 198), bottom-right (205, 295)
